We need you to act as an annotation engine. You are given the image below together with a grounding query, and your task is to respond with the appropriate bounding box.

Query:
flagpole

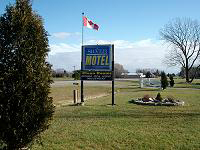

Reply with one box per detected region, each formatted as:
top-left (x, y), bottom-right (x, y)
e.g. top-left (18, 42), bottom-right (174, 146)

top-left (81, 12), bottom-right (84, 105)
top-left (82, 12), bottom-right (84, 46)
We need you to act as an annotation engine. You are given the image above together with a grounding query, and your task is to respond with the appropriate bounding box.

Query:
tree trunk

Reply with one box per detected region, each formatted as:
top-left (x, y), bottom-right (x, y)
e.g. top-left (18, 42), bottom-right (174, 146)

top-left (185, 68), bottom-right (190, 83)
top-left (7, 144), bottom-right (16, 150)
top-left (189, 77), bottom-right (194, 83)
top-left (185, 60), bottom-right (190, 83)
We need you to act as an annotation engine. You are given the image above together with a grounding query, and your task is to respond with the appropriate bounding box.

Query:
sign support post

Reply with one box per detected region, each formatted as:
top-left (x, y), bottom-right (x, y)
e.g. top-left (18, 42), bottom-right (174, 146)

top-left (81, 68), bottom-right (84, 104)
top-left (81, 80), bottom-right (84, 103)
top-left (81, 46), bottom-right (84, 104)
top-left (112, 44), bottom-right (115, 105)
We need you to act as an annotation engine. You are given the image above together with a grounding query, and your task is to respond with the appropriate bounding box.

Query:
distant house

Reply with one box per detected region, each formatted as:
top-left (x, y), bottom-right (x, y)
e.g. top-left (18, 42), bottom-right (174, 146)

top-left (52, 68), bottom-right (72, 78)
top-left (121, 72), bottom-right (145, 78)
top-left (55, 68), bottom-right (66, 74)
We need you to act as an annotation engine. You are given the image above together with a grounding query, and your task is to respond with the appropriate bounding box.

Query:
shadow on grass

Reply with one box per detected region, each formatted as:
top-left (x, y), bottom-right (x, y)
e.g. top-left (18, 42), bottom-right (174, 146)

top-left (176, 82), bottom-right (200, 87)
top-left (118, 87), bottom-right (160, 92)
top-left (55, 106), bottom-right (200, 120)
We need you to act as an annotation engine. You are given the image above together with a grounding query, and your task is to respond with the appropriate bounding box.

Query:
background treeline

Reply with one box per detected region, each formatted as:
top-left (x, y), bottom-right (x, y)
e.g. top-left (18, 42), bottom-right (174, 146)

top-left (179, 67), bottom-right (200, 79)
top-left (52, 65), bottom-right (200, 80)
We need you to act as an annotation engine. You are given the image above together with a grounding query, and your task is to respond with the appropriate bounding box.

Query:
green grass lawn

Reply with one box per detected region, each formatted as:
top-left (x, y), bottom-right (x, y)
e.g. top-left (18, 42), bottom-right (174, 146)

top-left (32, 79), bottom-right (200, 150)
top-left (174, 78), bottom-right (200, 89)
top-left (53, 77), bottom-right (74, 81)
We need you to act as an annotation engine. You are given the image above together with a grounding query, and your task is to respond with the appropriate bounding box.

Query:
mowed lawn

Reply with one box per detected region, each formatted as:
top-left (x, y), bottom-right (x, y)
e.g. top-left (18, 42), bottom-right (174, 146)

top-left (32, 79), bottom-right (200, 150)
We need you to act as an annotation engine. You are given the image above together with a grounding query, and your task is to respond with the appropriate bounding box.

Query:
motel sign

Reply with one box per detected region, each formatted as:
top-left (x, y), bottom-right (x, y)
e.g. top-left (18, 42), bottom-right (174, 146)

top-left (82, 45), bottom-right (112, 71)
top-left (81, 45), bottom-right (113, 81)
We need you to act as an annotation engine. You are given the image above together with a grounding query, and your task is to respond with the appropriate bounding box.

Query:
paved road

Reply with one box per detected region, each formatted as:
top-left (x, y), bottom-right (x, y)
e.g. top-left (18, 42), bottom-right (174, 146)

top-left (51, 80), bottom-right (113, 87)
top-left (51, 78), bottom-right (140, 87)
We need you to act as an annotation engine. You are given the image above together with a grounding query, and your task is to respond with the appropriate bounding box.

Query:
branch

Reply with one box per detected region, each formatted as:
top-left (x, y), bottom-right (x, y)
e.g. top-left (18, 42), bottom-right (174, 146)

top-left (187, 40), bottom-right (197, 59)
top-left (188, 47), bottom-right (200, 70)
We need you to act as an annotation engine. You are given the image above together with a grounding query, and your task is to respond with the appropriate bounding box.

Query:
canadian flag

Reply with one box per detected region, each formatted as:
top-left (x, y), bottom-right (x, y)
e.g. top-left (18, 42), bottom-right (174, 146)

top-left (83, 16), bottom-right (99, 31)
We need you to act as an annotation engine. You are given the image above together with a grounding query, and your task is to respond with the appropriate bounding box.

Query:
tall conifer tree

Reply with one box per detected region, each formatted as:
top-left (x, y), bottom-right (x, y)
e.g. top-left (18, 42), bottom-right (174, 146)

top-left (160, 71), bottom-right (168, 90)
top-left (0, 0), bottom-right (54, 149)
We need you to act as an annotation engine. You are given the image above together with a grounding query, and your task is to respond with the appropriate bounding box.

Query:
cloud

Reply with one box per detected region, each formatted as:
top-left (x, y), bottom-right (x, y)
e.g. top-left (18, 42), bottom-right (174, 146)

top-left (48, 39), bottom-right (178, 73)
top-left (48, 51), bottom-right (81, 71)
top-left (52, 32), bottom-right (81, 39)
top-left (50, 43), bottom-right (80, 55)
top-left (52, 32), bottom-right (71, 39)
top-left (86, 39), bottom-right (161, 49)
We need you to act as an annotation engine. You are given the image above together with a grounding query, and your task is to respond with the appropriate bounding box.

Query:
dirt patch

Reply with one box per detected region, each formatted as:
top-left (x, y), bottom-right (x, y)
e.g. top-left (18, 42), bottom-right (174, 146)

top-left (54, 93), bottom-right (110, 107)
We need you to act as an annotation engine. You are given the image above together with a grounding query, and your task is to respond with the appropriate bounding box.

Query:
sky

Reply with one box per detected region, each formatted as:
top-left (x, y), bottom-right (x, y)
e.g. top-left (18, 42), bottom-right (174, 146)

top-left (1, 0), bottom-right (200, 73)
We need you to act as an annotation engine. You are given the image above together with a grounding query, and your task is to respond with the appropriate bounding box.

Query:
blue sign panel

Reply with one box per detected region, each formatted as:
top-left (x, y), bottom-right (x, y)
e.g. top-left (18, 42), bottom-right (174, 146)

top-left (82, 45), bottom-right (112, 71)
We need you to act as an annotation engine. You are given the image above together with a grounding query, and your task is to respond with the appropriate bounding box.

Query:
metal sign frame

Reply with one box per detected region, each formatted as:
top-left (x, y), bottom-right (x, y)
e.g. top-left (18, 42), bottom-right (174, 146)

top-left (81, 44), bottom-right (115, 105)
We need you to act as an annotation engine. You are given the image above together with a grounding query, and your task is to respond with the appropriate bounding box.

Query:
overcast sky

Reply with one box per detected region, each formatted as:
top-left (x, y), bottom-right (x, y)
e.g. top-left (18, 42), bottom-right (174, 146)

top-left (1, 0), bottom-right (199, 73)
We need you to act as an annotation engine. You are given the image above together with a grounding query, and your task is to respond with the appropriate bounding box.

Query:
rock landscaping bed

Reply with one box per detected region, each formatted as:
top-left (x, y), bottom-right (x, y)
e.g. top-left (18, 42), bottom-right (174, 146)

top-left (130, 93), bottom-right (184, 106)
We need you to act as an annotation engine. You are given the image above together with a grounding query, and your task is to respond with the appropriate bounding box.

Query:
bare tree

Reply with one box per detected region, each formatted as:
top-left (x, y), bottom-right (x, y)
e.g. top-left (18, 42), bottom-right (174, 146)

top-left (114, 63), bottom-right (128, 78)
top-left (160, 18), bottom-right (200, 83)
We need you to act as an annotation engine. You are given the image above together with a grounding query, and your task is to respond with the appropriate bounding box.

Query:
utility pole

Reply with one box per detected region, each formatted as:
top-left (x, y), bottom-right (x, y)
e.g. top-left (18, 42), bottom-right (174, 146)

top-left (73, 66), bottom-right (76, 71)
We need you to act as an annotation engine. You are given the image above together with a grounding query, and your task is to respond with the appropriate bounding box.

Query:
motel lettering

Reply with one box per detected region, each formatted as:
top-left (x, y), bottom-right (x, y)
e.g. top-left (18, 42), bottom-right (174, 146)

top-left (86, 55), bottom-right (109, 66)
